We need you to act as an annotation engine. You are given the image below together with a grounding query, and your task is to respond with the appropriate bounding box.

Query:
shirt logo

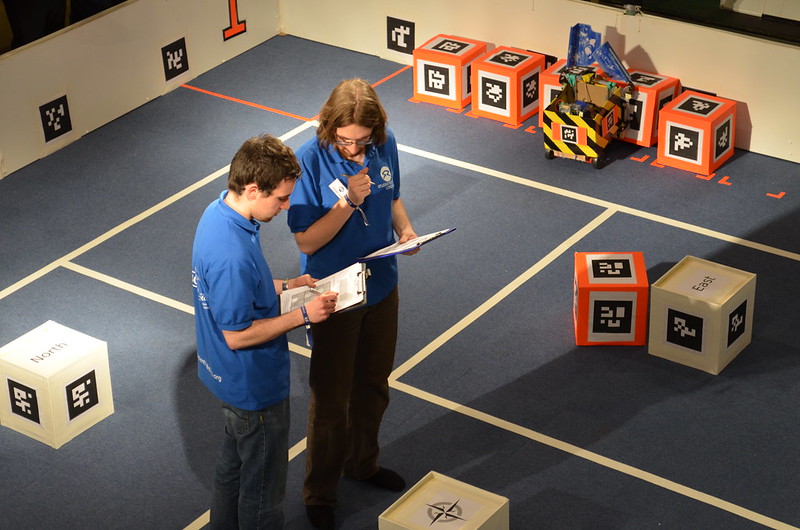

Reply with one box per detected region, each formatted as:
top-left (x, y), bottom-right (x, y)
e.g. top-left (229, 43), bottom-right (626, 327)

top-left (192, 268), bottom-right (209, 309)
top-left (380, 166), bottom-right (392, 182)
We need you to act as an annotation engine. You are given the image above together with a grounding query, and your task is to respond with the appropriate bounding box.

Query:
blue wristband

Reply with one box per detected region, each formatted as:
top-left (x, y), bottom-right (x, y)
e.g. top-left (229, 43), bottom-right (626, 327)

top-left (300, 305), bottom-right (313, 347)
top-left (344, 195), bottom-right (369, 226)
top-left (343, 195), bottom-right (358, 208)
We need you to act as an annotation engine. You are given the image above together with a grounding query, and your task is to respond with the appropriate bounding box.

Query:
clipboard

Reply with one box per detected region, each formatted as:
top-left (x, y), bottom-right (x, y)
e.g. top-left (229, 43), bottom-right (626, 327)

top-left (279, 262), bottom-right (368, 314)
top-left (358, 227), bottom-right (456, 262)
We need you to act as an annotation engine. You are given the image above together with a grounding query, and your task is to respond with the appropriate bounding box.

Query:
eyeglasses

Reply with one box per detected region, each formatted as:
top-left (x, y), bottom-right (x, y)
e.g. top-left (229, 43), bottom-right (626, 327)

top-left (335, 136), bottom-right (373, 147)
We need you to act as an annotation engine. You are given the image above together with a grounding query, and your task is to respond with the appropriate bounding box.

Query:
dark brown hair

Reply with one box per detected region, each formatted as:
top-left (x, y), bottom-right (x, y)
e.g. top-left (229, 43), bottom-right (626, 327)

top-left (227, 134), bottom-right (301, 195)
top-left (316, 78), bottom-right (388, 148)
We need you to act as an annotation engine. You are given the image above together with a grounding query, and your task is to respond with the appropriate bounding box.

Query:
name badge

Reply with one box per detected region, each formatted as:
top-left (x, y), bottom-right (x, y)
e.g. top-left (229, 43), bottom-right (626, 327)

top-left (328, 178), bottom-right (348, 199)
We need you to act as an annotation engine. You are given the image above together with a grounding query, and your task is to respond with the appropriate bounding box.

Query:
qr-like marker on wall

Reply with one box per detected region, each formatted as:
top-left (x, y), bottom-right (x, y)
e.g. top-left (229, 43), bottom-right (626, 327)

top-left (162, 37), bottom-right (190, 81)
top-left (39, 95), bottom-right (72, 142)
top-left (387, 17), bottom-right (414, 54)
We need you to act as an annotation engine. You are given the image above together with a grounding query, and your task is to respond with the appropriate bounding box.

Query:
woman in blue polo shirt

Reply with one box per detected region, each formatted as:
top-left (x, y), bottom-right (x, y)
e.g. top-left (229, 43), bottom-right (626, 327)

top-left (287, 78), bottom-right (418, 529)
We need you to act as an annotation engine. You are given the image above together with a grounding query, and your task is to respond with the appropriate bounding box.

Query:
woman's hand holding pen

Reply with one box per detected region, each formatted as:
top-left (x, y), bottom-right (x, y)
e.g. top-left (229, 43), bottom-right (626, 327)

top-left (344, 168), bottom-right (372, 206)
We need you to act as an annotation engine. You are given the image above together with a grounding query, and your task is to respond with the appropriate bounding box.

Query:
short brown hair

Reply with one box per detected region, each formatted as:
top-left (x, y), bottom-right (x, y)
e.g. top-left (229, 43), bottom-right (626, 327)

top-left (316, 78), bottom-right (388, 148)
top-left (227, 134), bottom-right (301, 195)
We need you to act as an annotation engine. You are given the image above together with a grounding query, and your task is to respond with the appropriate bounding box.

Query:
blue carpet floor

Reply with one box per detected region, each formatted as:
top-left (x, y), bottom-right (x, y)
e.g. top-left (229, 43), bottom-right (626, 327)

top-left (1, 34), bottom-right (799, 529)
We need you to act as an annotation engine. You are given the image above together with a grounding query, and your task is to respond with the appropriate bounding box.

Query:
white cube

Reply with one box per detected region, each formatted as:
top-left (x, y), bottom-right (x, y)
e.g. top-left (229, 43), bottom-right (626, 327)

top-left (648, 256), bottom-right (756, 375)
top-left (379, 471), bottom-right (509, 530)
top-left (0, 321), bottom-right (114, 448)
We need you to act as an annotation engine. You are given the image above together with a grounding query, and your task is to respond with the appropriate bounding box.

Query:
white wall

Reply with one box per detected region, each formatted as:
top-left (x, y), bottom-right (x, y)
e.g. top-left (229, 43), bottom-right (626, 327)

top-left (281, 0), bottom-right (800, 165)
top-left (0, 0), bottom-right (280, 178)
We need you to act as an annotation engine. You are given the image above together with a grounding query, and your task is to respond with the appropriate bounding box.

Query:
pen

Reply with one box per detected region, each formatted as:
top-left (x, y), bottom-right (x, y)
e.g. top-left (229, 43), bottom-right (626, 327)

top-left (308, 288), bottom-right (323, 296)
top-left (341, 173), bottom-right (373, 186)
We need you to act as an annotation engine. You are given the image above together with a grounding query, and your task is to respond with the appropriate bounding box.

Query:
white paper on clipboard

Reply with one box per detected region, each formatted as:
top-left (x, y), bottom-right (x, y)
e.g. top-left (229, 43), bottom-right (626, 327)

top-left (358, 228), bottom-right (456, 262)
top-left (279, 262), bottom-right (368, 314)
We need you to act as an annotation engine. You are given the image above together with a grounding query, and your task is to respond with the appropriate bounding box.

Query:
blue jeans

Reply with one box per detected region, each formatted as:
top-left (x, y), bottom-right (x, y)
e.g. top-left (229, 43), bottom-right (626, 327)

top-left (210, 398), bottom-right (290, 530)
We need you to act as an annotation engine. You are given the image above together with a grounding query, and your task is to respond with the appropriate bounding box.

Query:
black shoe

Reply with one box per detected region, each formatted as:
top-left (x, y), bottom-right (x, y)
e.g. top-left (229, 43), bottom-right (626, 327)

top-left (360, 467), bottom-right (406, 492)
top-left (305, 504), bottom-right (335, 529)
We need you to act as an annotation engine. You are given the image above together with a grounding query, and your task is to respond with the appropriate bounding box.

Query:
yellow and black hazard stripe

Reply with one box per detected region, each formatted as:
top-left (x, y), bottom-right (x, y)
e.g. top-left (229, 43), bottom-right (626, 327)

top-left (543, 109), bottom-right (609, 158)
top-left (543, 89), bottom-right (626, 158)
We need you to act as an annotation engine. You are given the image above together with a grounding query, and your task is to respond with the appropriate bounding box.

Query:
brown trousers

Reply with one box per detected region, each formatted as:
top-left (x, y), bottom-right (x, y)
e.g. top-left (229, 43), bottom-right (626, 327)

top-left (303, 288), bottom-right (399, 507)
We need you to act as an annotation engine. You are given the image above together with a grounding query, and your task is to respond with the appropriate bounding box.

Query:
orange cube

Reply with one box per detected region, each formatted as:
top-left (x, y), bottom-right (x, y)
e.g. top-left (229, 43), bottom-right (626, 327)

top-left (538, 59), bottom-right (566, 128)
top-left (621, 70), bottom-right (681, 147)
top-left (573, 252), bottom-right (649, 346)
top-left (413, 34), bottom-right (489, 110)
top-left (657, 90), bottom-right (736, 175)
top-left (470, 46), bottom-right (546, 126)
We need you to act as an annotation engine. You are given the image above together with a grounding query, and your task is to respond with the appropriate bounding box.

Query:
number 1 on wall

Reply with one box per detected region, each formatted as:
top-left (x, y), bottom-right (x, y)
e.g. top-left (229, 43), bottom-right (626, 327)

top-left (223, 0), bottom-right (246, 40)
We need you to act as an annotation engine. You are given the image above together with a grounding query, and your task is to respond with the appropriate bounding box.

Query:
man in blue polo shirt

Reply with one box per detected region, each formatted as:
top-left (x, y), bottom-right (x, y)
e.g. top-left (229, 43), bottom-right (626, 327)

top-left (287, 79), bottom-right (418, 529)
top-left (192, 134), bottom-right (338, 529)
